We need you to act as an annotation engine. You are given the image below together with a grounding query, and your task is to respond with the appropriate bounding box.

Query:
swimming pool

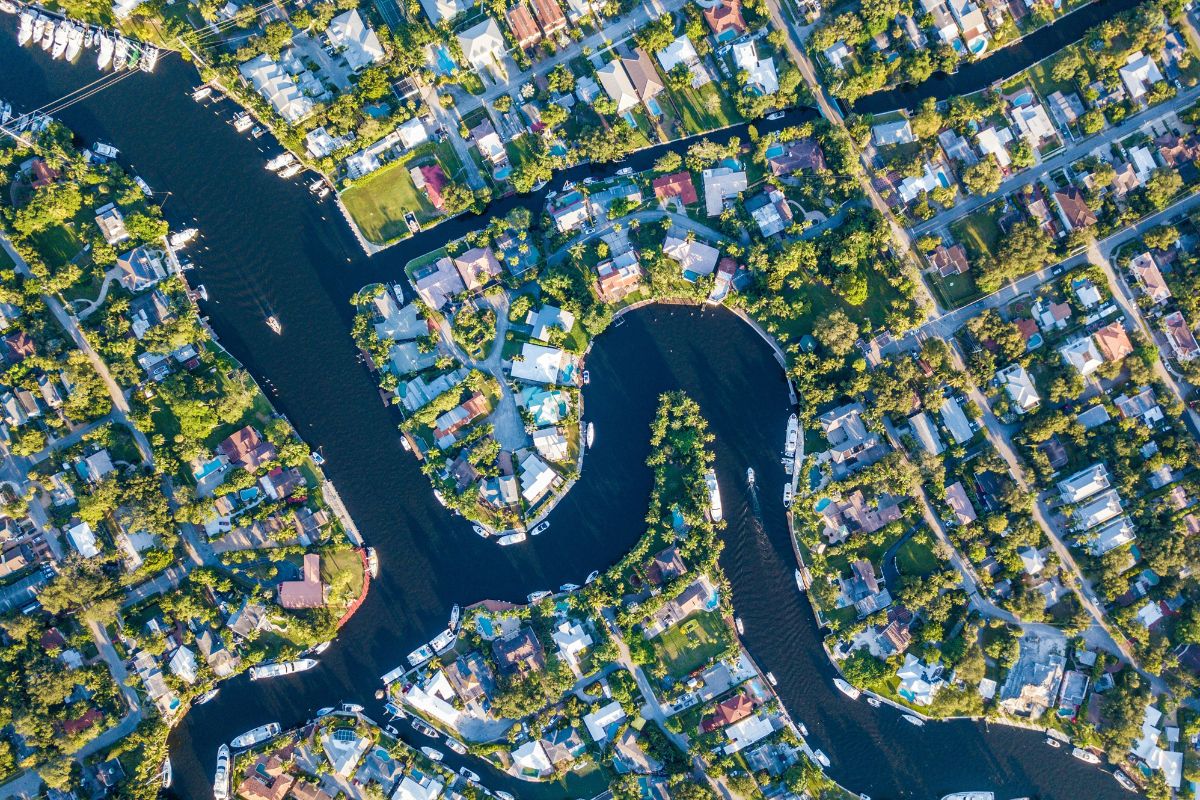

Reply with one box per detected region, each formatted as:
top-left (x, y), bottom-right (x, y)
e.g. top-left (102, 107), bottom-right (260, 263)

top-left (765, 144), bottom-right (784, 159)
top-left (814, 497), bottom-right (831, 513)
top-left (434, 45), bottom-right (456, 75)
top-left (1011, 91), bottom-right (1034, 107)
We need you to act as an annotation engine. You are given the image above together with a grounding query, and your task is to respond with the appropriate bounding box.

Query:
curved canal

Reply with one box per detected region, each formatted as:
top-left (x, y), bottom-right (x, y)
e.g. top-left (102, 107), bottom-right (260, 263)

top-left (0, 25), bottom-right (1133, 800)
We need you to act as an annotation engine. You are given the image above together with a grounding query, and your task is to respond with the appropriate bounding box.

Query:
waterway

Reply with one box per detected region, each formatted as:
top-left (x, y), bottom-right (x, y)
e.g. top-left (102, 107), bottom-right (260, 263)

top-left (0, 24), bottom-right (1133, 800)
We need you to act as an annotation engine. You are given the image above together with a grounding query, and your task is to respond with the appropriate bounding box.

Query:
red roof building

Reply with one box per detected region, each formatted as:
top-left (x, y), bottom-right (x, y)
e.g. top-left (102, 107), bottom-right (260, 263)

top-left (506, 4), bottom-right (541, 49)
top-left (651, 171), bottom-right (698, 205)
top-left (531, 0), bottom-right (567, 35)
top-left (30, 158), bottom-right (60, 190)
top-left (700, 692), bottom-right (758, 732)
top-left (420, 164), bottom-right (448, 210)
top-left (929, 243), bottom-right (969, 277)
top-left (278, 553), bottom-right (325, 609)
top-left (703, 0), bottom-right (747, 37)
top-left (218, 426), bottom-right (278, 471)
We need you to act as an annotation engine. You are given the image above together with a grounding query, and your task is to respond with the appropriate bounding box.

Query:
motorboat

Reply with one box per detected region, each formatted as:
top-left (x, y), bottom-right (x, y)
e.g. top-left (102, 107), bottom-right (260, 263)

top-left (168, 228), bottom-right (198, 249)
top-left (267, 316), bottom-right (282, 335)
top-left (431, 628), bottom-right (457, 653)
top-left (278, 163), bottom-right (303, 179)
top-left (407, 643), bottom-right (434, 666)
top-left (833, 678), bottom-right (860, 700)
top-left (530, 521), bottom-right (550, 536)
top-left (341, 703), bottom-right (364, 713)
top-left (1045, 737), bottom-right (1061, 748)
top-left (195, 688), bottom-right (219, 705)
top-left (706, 469), bottom-right (722, 522)
top-left (65, 24), bottom-right (83, 61)
top-left (231, 722), bottom-right (281, 749)
top-left (311, 450), bottom-right (325, 465)
top-left (138, 43), bottom-right (159, 73)
top-left (586, 422), bottom-right (594, 448)
top-left (134, 175), bottom-right (153, 195)
top-left (316, 707), bottom-right (335, 717)
top-left (96, 32), bottom-right (112, 69)
top-left (51, 22), bottom-right (69, 59)
top-left (17, 11), bottom-right (33, 46)
top-left (112, 36), bottom-right (128, 69)
top-left (795, 569), bottom-right (806, 591)
top-left (585, 570), bottom-right (600, 584)
top-left (84, 27), bottom-right (94, 48)
top-left (1113, 770), bottom-right (1137, 792)
top-left (250, 658), bottom-right (317, 680)
top-left (766, 672), bottom-right (776, 685)
top-left (411, 718), bottom-right (439, 738)
top-left (384, 724), bottom-right (400, 736)
top-left (812, 749), bottom-right (830, 767)
top-left (939, 794), bottom-right (994, 800)
top-left (366, 547), bottom-right (379, 578)
top-left (783, 483), bottom-right (793, 507)
top-left (448, 604), bottom-right (460, 630)
top-left (527, 590), bottom-right (551, 603)
top-left (93, 141), bottom-right (118, 160)
top-left (866, 697), bottom-right (881, 708)
top-left (446, 738), bottom-right (467, 755)
top-left (496, 793), bottom-right (515, 800)
top-left (213, 745), bottom-right (231, 800)
top-left (497, 531), bottom-right (526, 546)
top-left (384, 702), bottom-right (406, 719)
top-left (381, 665), bottom-right (406, 685)
top-left (581, 369), bottom-right (590, 384)
top-left (40, 19), bottom-right (54, 50)
top-left (784, 413), bottom-right (799, 457)
top-left (746, 467), bottom-right (754, 486)
top-left (796, 722), bottom-right (808, 736)
top-left (735, 617), bottom-right (744, 634)
top-left (458, 766), bottom-right (481, 783)
top-left (559, 582), bottom-right (580, 592)
top-left (420, 746), bottom-right (444, 762)
top-left (251, 126), bottom-right (265, 138)
top-left (616, 167), bottom-right (633, 176)
top-left (902, 714), bottom-right (925, 727)
top-left (232, 111), bottom-right (253, 132)
top-left (1072, 747), bottom-right (1100, 764)
top-left (161, 757), bottom-right (172, 788)
top-left (265, 152), bottom-right (295, 171)
top-left (472, 524), bottom-right (489, 538)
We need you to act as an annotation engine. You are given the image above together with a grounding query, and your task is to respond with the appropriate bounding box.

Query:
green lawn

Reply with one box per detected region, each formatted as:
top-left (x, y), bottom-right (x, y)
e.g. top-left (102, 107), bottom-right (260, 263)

top-left (29, 224), bottom-right (82, 268)
top-left (773, 265), bottom-right (906, 343)
top-left (341, 160), bottom-right (438, 244)
top-left (928, 268), bottom-right (980, 309)
top-left (895, 536), bottom-right (940, 579)
top-left (1026, 56), bottom-right (1079, 101)
top-left (950, 209), bottom-right (1002, 261)
top-left (651, 609), bottom-right (731, 680)
top-left (668, 81), bottom-right (742, 135)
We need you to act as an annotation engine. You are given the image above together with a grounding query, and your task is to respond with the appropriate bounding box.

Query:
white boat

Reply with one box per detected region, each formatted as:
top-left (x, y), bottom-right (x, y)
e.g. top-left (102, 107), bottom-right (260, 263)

top-left (766, 672), bottom-right (776, 685)
top-left (418, 745), bottom-right (443, 761)
top-left (472, 524), bottom-right (489, 538)
top-left (586, 421), bottom-right (594, 448)
top-left (1045, 737), bottom-right (1060, 748)
top-left (195, 688), bottom-right (219, 705)
top-left (265, 152), bottom-right (295, 171)
top-left (735, 617), bottom-right (744, 634)
top-left (194, 285), bottom-right (209, 301)
top-left (233, 112), bottom-right (253, 132)
top-left (1072, 747), bottom-right (1100, 764)
top-left (84, 27), bottom-right (94, 48)
top-left (316, 707), bottom-right (335, 717)
top-left (93, 141), bottom-right (119, 160)
top-left (28, 14), bottom-right (45, 47)
top-left (306, 641), bottom-right (332, 656)
top-left (342, 703), bottom-right (364, 713)
top-left (582, 369), bottom-right (590, 384)
top-left (797, 722), bottom-right (808, 736)
top-left (96, 32), bottom-right (112, 69)
top-left (40, 19), bottom-right (54, 50)
top-left (134, 175), bottom-right (152, 195)
top-left (251, 126), bottom-right (265, 138)
top-left (448, 603), bottom-right (461, 630)
top-left (230, 722), bottom-right (281, 749)
top-left (431, 628), bottom-right (457, 652)
top-left (705, 469), bottom-right (722, 522)
top-left (446, 738), bottom-right (467, 755)
top-left (361, 546), bottom-right (377, 577)
top-left (458, 766), bottom-right (481, 783)
top-left (795, 568), bottom-right (806, 591)
top-left (267, 316), bottom-right (282, 335)
top-left (866, 697), bottom-right (881, 708)
top-left (65, 24), bottom-right (83, 62)
top-left (497, 531), bottom-right (526, 546)
top-left (527, 590), bottom-right (551, 603)
top-left (250, 658), bottom-right (317, 680)
top-left (308, 178), bottom-right (325, 193)
top-left (496, 792), bottom-right (515, 800)
top-left (902, 714), bottom-right (924, 727)
top-left (168, 228), bottom-right (198, 249)
top-left (112, 36), bottom-right (128, 69)
top-left (278, 163), bottom-right (303, 179)
top-left (317, 186), bottom-right (330, 198)
top-left (1113, 770), bottom-right (1137, 792)
top-left (616, 167), bottom-right (633, 176)
top-left (161, 757), bottom-right (172, 788)
top-left (784, 413), bottom-right (799, 457)
top-left (746, 467), bottom-right (755, 486)
top-left (812, 749), bottom-right (830, 767)
top-left (939, 794), bottom-right (994, 800)
top-left (783, 483), bottom-right (793, 507)
top-left (381, 666), bottom-right (406, 685)
top-left (139, 45), bottom-right (159, 73)
top-left (407, 643), bottom-right (435, 666)
top-left (559, 583), bottom-right (579, 592)
top-left (213, 745), bottom-right (231, 800)
top-left (530, 521), bottom-right (549, 536)
top-left (192, 85), bottom-right (213, 102)
top-left (411, 718), bottom-right (439, 738)
top-left (51, 22), bottom-right (68, 59)
top-left (17, 11), bottom-right (33, 46)
top-left (833, 678), bottom-right (860, 700)
top-left (585, 570), bottom-right (600, 584)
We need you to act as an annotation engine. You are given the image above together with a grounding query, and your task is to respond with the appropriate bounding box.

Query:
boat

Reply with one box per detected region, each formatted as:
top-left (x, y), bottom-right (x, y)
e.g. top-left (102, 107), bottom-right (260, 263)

top-left (168, 228), bottom-right (198, 249)
top-left (195, 688), bottom-right (219, 705)
top-left (267, 316), bottom-right (282, 335)
top-left (527, 590), bottom-right (551, 603)
top-left (134, 175), bottom-right (153, 195)
top-left (194, 285), bottom-right (209, 301)
top-left (782, 456), bottom-right (794, 475)
top-left (902, 714), bottom-right (925, 727)
top-left (213, 744), bottom-right (231, 800)
top-left (866, 697), bottom-right (881, 708)
top-left (735, 617), bottom-right (744, 634)
top-left (64, 24), bottom-right (83, 62)
top-left (446, 738), bottom-right (467, 755)
top-left (231, 722), bottom-right (281, 749)
top-left (400, 435), bottom-right (411, 452)
top-left (384, 701), bottom-right (406, 718)
top-left (311, 449), bottom-right (325, 465)
top-left (342, 702), bottom-right (364, 713)
top-left (161, 757), bottom-right (172, 788)
top-left (278, 163), bottom-right (303, 179)
top-left (586, 421), bottom-right (594, 448)
top-left (114, 37), bottom-right (129, 71)
top-left (407, 643), bottom-right (435, 666)
top-left (795, 568), bottom-right (806, 591)
top-left (411, 718), bottom-right (439, 738)
top-left (84, 27), bottom-right (94, 48)
top-left (92, 141), bottom-right (119, 160)
top-left (317, 186), bottom-right (330, 198)
top-left (559, 582), bottom-right (579, 592)
top-left (472, 524), bottom-right (489, 538)
top-left (496, 793), bottom-right (516, 800)
top-left (232, 111), bottom-right (253, 132)
top-left (385, 724), bottom-right (400, 736)
top-left (448, 604), bottom-right (460, 630)
top-left (582, 369), bottom-right (590, 384)
top-left (309, 178), bottom-right (325, 193)
top-left (40, 19), bottom-right (54, 50)
top-left (497, 531), bottom-right (526, 546)
top-left (306, 641), bottom-right (331, 656)
top-left (783, 483), bottom-right (793, 507)
top-left (139, 43), bottom-right (159, 73)
top-left (430, 628), bottom-right (457, 653)
top-left (939, 795), bottom-right (994, 800)
top-left (1045, 737), bottom-right (1061, 748)
top-left (766, 672), bottom-right (776, 685)
top-left (420, 746), bottom-right (444, 762)
top-left (1072, 747), bottom-right (1101, 764)
top-left (458, 766), bottom-right (481, 783)
top-left (784, 413), bottom-right (799, 457)
top-left (833, 678), bottom-right (861, 700)
top-left (585, 569), bottom-right (600, 584)
top-left (797, 722), bottom-right (808, 736)
top-left (265, 152), bottom-right (295, 171)
top-left (812, 749), bottom-right (830, 767)
top-left (250, 658), bottom-right (318, 680)
top-left (316, 707), bottom-right (335, 717)
top-left (17, 11), bottom-right (33, 46)
top-left (96, 32), bottom-right (112, 69)
top-left (705, 469), bottom-right (723, 522)
top-left (381, 665), bottom-right (407, 685)
top-left (51, 22), bottom-right (68, 59)
top-left (530, 521), bottom-right (550, 536)
top-left (747, 467), bottom-right (755, 486)
top-left (1113, 770), bottom-right (1137, 792)
top-left (250, 126), bottom-right (265, 138)
top-left (126, 41), bottom-right (140, 69)
top-left (616, 167), bottom-right (633, 176)
top-left (366, 547), bottom-right (379, 578)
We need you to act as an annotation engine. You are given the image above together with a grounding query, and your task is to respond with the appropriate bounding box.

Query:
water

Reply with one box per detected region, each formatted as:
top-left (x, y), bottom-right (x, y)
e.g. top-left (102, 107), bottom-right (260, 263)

top-left (0, 25), bottom-right (1132, 800)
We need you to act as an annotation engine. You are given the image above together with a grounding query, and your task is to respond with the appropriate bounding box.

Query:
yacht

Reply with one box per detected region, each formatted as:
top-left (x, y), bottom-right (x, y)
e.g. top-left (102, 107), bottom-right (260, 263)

top-left (161, 757), bottom-right (172, 788)
top-left (266, 316), bottom-right (282, 335)
top-left (65, 24), bottom-right (83, 61)
top-left (458, 766), bottom-right (481, 783)
top-left (316, 707), bottom-right (335, 717)
top-left (735, 617), bottom-right (744, 634)
top-left (866, 697), bottom-right (881, 708)
top-left (231, 722), bottom-right (281, 749)
top-left (51, 22), bottom-right (69, 59)
top-left (1044, 737), bottom-right (1061, 748)
top-left (559, 583), bottom-right (580, 592)
top-left (265, 152), bottom-right (295, 171)
top-left (497, 531), bottom-right (526, 546)
top-left (766, 672), bottom-right (776, 685)
top-left (833, 678), bottom-right (860, 700)
top-left (366, 547), bottom-right (379, 578)
top-left (195, 688), bottom-right (219, 705)
top-left (421, 746), bottom-right (444, 762)
top-left (233, 111), bottom-right (254, 132)
top-left (1113, 770), bottom-right (1137, 792)
top-left (585, 570), bottom-right (600, 584)
top-left (192, 85), bottom-right (213, 102)
top-left (784, 413), bottom-right (799, 457)
top-left (446, 738), bottom-right (467, 755)
top-left (581, 369), bottom-right (590, 385)
top-left (40, 18), bottom-right (54, 50)
top-left (939, 795), bottom-right (994, 800)
top-left (278, 163), bottom-right (303, 179)
top-left (812, 749), bottom-right (830, 767)
top-left (530, 521), bottom-right (550, 536)
top-left (1072, 747), bottom-right (1101, 764)
top-left (95, 32), bottom-right (112, 69)
top-left (902, 714), bottom-right (924, 727)
top-left (306, 640), bottom-right (331, 656)
top-left (168, 228), bottom-right (198, 249)
top-left (746, 467), bottom-right (754, 486)
top-left (430, 628), bottom-right (457, 653)
top-left (411, 718), bottom-right (439, 738)
top-left (17, 11), bottom-right (33, 46)
top-left (705, 469), bottom-right (722, 522)
top-left (472, 524), bottom-right (489, 538)
top-left (795, 568), bottom-right (806, 591)
top-left (213, 745), bottom-right (231, 800)
top-left (783, 483), bottom-right (793, 507)
top-left (586, 421), bottom-right (594, 448)
top-left (92, 141), bottom-right (118, 160)
top-left (527, 590), bottom-right (551, 603)
top-left (250, 658), bottom-right (318, 680)
top-left (407, 643), bottom-right (434, 666)
top-left (496, 792), bottom-right (516, 800)
top-left (341, 703), bottom-right (364, 713)
top-left (448, 603), bottom-right (460, 630)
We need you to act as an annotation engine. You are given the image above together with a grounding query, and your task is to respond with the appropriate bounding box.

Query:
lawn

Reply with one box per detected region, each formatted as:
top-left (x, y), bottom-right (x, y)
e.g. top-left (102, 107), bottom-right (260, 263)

top-left (895, 536), bottom-right (940, 579)
top-left (950, 209), bottom-right (1002, 261)
top-left (1026, 55), bottom-right (1079, 101)
top-left (651, 609), bottom-right (731, 680)
top-left (29, 224), bottom-right (82, 269)
top-left (773, 265), bottom-right (906, 343)
top-left (321, 546), bottom-right (365, 608)
top-left (668, 82), bottom-right (742, 136)
top-left (928, 268), bottom-right (980, 309)
top-left (341, 159), bottom-right (438, 245)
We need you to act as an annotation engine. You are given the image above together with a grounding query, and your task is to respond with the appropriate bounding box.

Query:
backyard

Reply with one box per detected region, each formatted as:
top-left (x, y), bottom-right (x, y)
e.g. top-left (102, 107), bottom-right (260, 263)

top-left (340, 157), bottom-right (442, 245)
top-left (650, 609), bottom-right (731, 679)
top-left (950, 208), bottom-right (1002, 262)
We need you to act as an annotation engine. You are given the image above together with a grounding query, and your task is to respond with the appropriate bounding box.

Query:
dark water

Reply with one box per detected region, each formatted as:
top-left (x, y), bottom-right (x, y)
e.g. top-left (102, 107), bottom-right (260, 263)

top-left (852, 0), bottom-right (1145, 114)
top-left (0, 28), bottom-right (1134, 800)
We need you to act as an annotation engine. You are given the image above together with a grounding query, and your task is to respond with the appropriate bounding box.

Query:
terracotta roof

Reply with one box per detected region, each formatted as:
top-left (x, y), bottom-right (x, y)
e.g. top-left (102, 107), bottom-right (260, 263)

top-left (929, 243), bottom-right (969, 277)
top-left (506, 4), bottom-right (541, 48)
top-left (420, 164), bottom-right (448, 210)
top-left (1094, 322), bottom-right (1133, 362)
top-left (1053, 187), bottom-right (1097, 229)
top-left (530, 0), bottom-right (566, 33)
top-left (651, 171), bottom-right (698, 204)
top-left (703, 0), bottom-right (746, 35)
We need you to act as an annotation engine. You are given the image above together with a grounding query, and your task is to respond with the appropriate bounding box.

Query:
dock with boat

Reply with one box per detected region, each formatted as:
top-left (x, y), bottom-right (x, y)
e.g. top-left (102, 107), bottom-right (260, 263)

top-left (15, 5), bottom-right (160, 73)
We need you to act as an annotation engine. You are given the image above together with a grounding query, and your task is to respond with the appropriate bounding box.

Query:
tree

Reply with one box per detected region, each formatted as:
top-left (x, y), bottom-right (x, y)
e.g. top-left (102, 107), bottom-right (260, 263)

top-left (961, 156), bottom-right (1002, 196)
top-left (812, 309), bottom-right (858, 358)
top-left (1143, 167), bottom-right (1183, 210)
top-left (492, 94), bottom-right (512, 113)
top-left (1143, 224), bottom-right (1179, 251)
top-left (653, 151), bottom-right (683, 173)
top-left (539, 103), bottom-right (568, 128)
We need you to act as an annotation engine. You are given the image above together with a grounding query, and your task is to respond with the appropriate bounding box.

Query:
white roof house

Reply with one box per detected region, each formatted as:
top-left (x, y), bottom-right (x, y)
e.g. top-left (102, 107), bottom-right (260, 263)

top-left (721, 713), bottom-right (775, 754)
top-left (169, 646), bottom-right (198, 684)
top-left (510, 342), bottom-right (570, 385)
top-left (518, 451), bottom-right (556, 504)
top-left (393, 773), bottom-right (445, 800)
top-left (997, 363), bottom-right (1039, 414)
top-left (1074, 489), bottom-right (1123, 530)
top-left (66, 521), bottom-right (99, 558)
top-left (975, 126), bottom-right (1013, 168)
top-left (731, 42), bottom-right (778, 95)
top-left (908, 412), bottom-right (945, 455)
top-left (657, 35), bottom-right (699, 72)
top-left (1129, 145), bottom-right (1158, 183)
top-left (702, 166), bottom-right (748, 216)
top-left (327, 10), bottom-right (385, 71)
top-left (897, 162), bottom-right (949, 204)
top-left (1119, 51), bottom-right (1165, 101)
top-left (1012, 103), bottom-right (1055, 144)
top-left (596, 59), bottom-right (640, 114)
top-left (529, 305), bottom-right (576, 342)
top-left (940, 397), bottom-right (974, 444)
top-left (397, 117), bottom-right (431, 150)
top-left (896, 654), bottom-right (945, 705)
top-left (872, 119), bottom-right (914, 146)
top-left (1086, 516), bottom-right (1136, 555)
top-left (823, 40), bottom-right (853, 70)
top-left (458, 18), bottom-right (506, 74)
top-left (664, 234), bottom-right (720, 277)
top-left (1059, 336), bottom-right (1104, 376)
top-left (419, 0), bottom-right (471, 22)
top-left (583, 701), bottom-right (626, 744)
top-left (551, 619), bottom-right (593, 675)
top-left (239, 55), bottom-right (313, 123)
top-left (1058, 463), bottom-right (1110, 503)
top-left (511, 740), bottom-right (552, 777)
top-left (532, 427), bottom-right (569, 462)
top-left (112, 0), bottom-right (148, 18)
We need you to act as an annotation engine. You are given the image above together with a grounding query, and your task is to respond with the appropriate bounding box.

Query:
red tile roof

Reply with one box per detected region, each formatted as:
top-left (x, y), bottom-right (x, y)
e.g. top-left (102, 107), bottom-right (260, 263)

top-left (703, 0), bottom-right (746, 36)
top-left (651, 171), bottom-right (698, 205)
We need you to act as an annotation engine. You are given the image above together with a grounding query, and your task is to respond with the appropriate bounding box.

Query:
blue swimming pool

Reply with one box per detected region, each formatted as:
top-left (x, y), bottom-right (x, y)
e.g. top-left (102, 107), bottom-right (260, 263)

top-left (646, 98), bottom-right (663, 116)
top-left (765, 144), bottom-right (784, 158)
top-left (814, 497), bottom-right (831, 512)
top-left (434, 45), bottom-right (457, 75)
top-left (1012, 91), bottom-right (1034, 107)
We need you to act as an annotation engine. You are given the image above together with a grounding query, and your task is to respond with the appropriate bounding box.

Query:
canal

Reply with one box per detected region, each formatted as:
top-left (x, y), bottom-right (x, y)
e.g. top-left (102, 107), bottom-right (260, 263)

top-left (0, 21), bottom-right (1132, 800)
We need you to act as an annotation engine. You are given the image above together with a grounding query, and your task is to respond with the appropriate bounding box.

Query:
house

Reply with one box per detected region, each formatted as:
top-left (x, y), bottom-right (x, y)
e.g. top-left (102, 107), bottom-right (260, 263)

top-left (1051, 187), bottom-right (1097, 231)
top-left (432, 393), bottom-right (489, 447)
top-left (393, 771), bottom-right (445, 800)
top-left (453, 247), bottom-right (502, 291)
top-left (412, 256), bottom-right (467, 310)
top-left (1058, 463), bottom-right (1110, 503)
top-left (819, 402), bottom-right (882, 465)
top-left (529, 304), bottom-right (575, 342)
top-left (506, 3), bottom-right (541, 49)
top-left (129, 289), bottom-right (175, 340)
top-left (596, 59), bottom-right (639, 114)
top-left (114, 246), bottom-right (167, 293)
top-left (518, 451), bottom-right (557, 504)
top-left (1046, 90), bottom-right (1085, 126)
top-left (622, 48), bottom-right (665, 106)
top-left (909, 411), bottom-right (945, 455)
top-left (945, 481), bottom-right (977, 525)
top-left (278, 553), bottom-right (325, 609)
top-left (532, 427), bottom-right (569, 462)
top-left (657, 35), bottom-right (699, 73)
top-left (823, 40), bottom-right (852, 70)
top-left (79, 449), bottom-right (115, 483)
top-left (418, 0), bottom-right (469, 23)
top-left (647, 544), bottom-right (687, 585)
top-left (596, 252), bottom-right (643, 301)
top-left (767, 138), bottom-right (826, 175)
top-left (722, 712), bottom-right (775, 754)
top-left (1130, 252), bottom-right (1171, 304)
top-left (530, 0), bottom-right (567, 34)
top-left (940, 397), bottom-right (974, 444)
top-left (1018, 545), bottom-right (1045, 576)
top-left (1130, 144), bottom-right (1158, 183)
top-left (493, 627), bottom-right (545, 675)
top-left (746, 189), bottom-right (793, 236)
top-left (1072, 278), bottom-right (1102, 308)
top-left (921, 0), bottom-right (961, 46)
top-left (820, 490), bottom-right (903, 541)
top-left (1059, 336), bottom-right (1104, 376)
top-left (896, 162), bottom-right (950, 204)
top-left (1086, 516), bottom-right (1136, 555)
top-left (66, 520), bottom-right (99, 558)
top-left (872, 119), bottom-right (915, 147)
top-left (1094, 322), bottom-right (1134, 362)
top-left (929, 243), bottom-right (969, 276)
top-left (652, 171), bottom-right (698, 206)
top-left (1162, 311), bottom-right (1200, 361)
top-left (702, 0), bottom-right (746, 38)
top-left (1074, 489), bottom-right (1123, 529)
top-left (512, 740), bottom-right (552, 778)
top-left (664, 234), bottom-right (720, 278)
top-left (702, 166), bottom-right (748, 216)
top-left (896, 654), bottom-right (945, 705)
top-left (997, 637), bottom-right (1065, 719)
top-left (168, 646), bottom-right (198, 684)
top-left (218, 426), bottom-right (278, 471)
top-left (1114, 387), bottom-right (1163, 426)
top-left (731, 41), bottom-right (778, 95)
top-left (1119, 51), bottom-right (1165, 102)
top-left (997, 363), bottom-right (1039, 414)
top-left (326, 10), bottom-right (384, 71)
top-left (446, 652), bottom-right (495, 704)
top-left (583, 701), bottom-right (626, 744)
top-left (1012, 103), bottom-right (1055, 144)
top-left (975, 126), bottom-right (1013, 168)
top-left (239, 55), bottom-right (313, 123)
top-left (470, 120), bottom-right (507, 166)
top-left (551, 619), bottom-right (592, 676)
top-left (1110, 162), bottom-right (1140, 196)
top-left (94, 203), bottom-right (130, 245)
top-left (510, 342), bottom-right (571, 384)
top-left (458, 18), bottom-right (506, 78)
